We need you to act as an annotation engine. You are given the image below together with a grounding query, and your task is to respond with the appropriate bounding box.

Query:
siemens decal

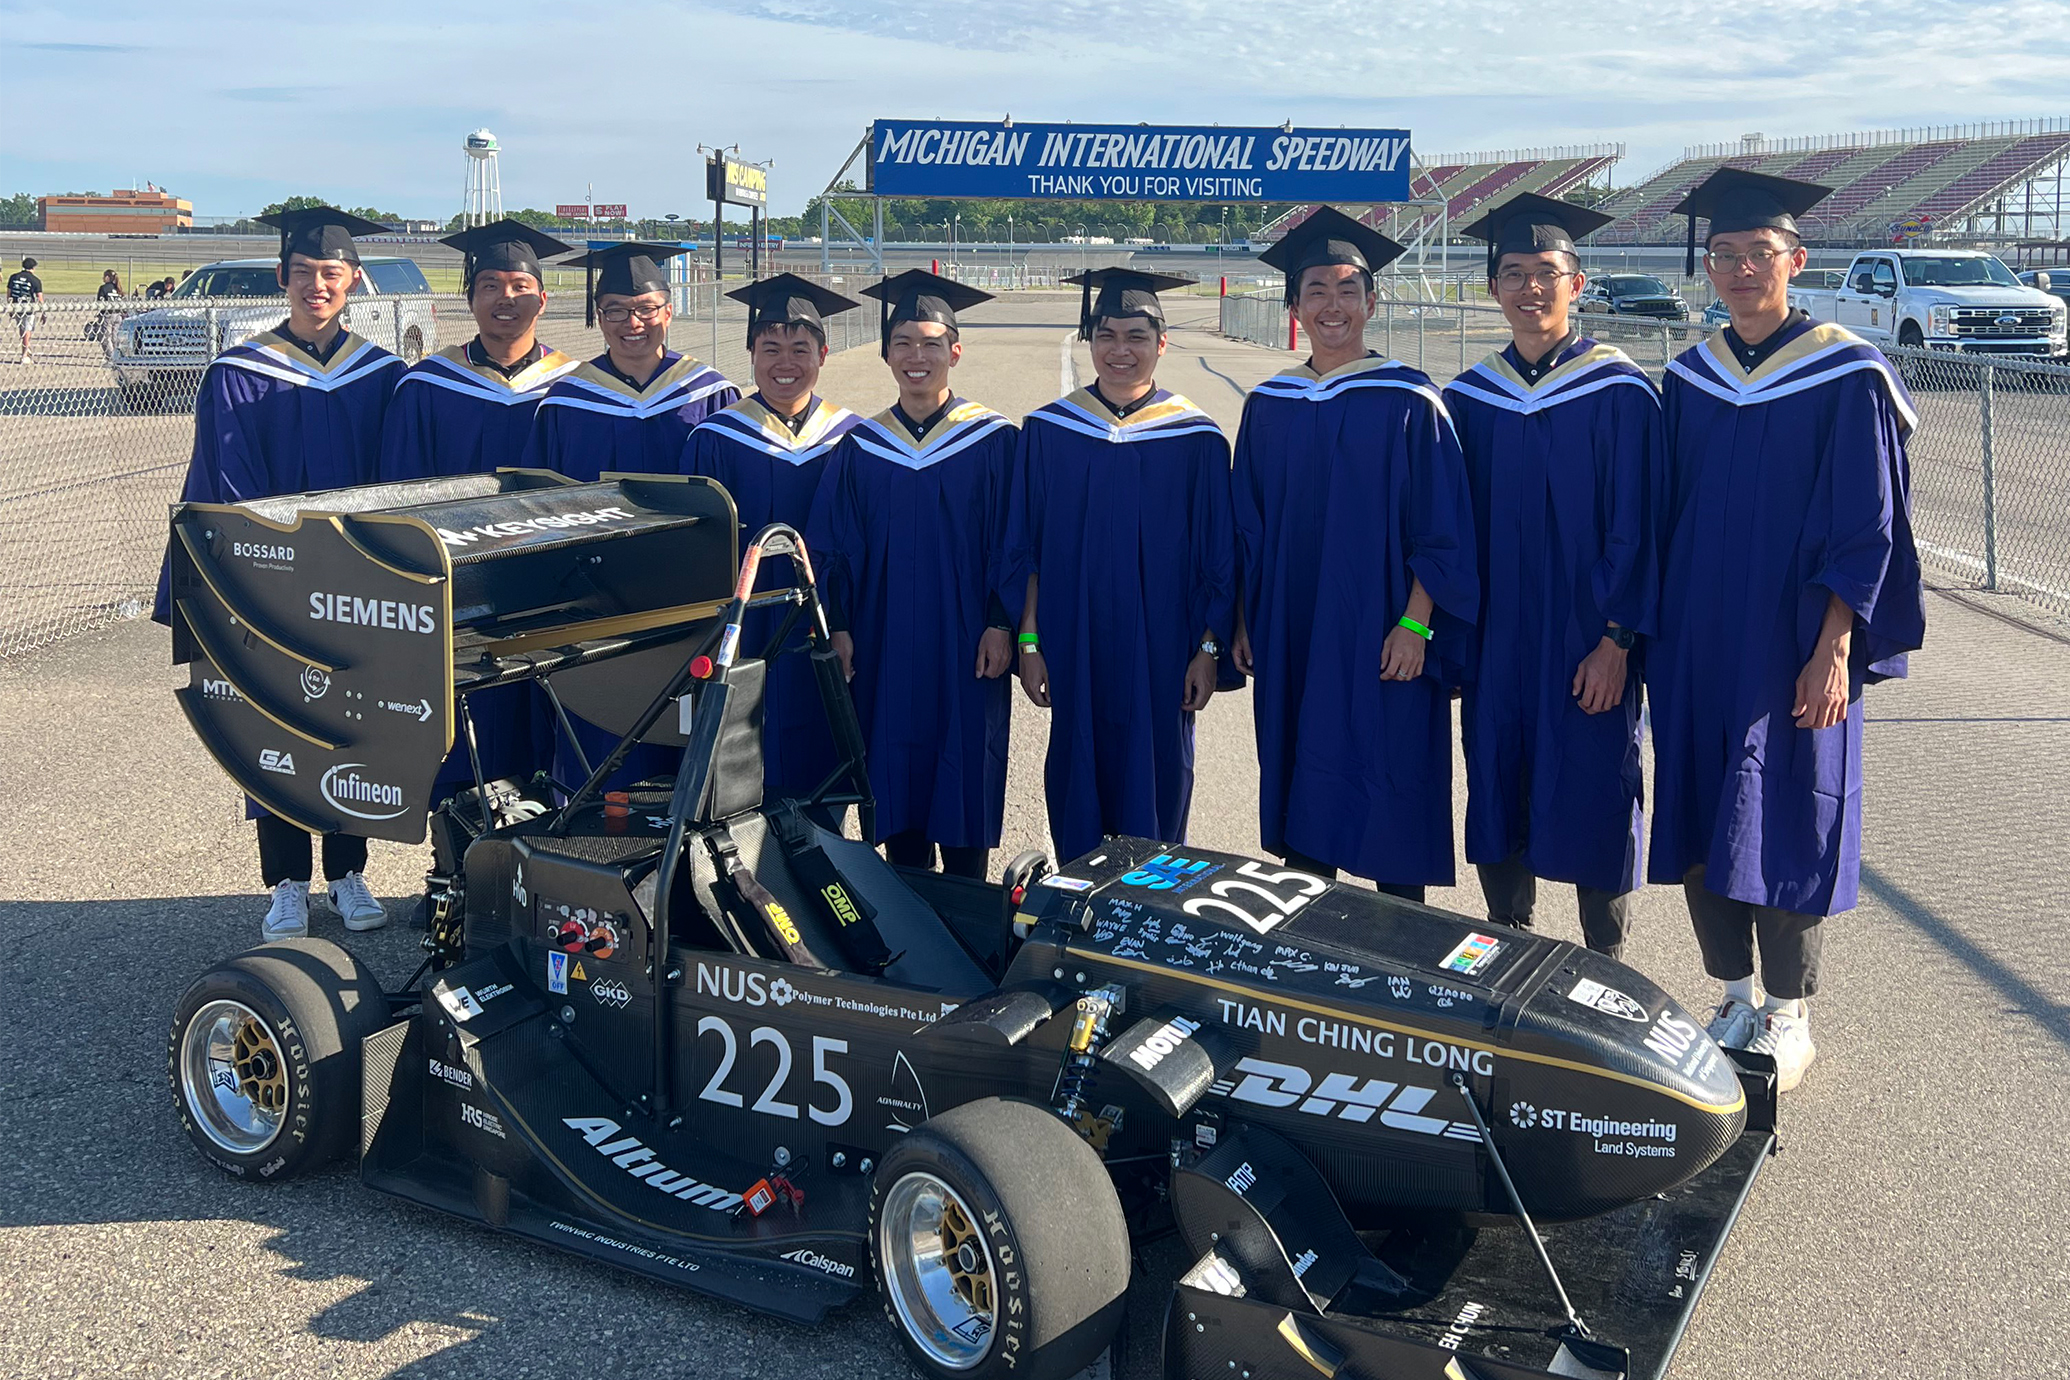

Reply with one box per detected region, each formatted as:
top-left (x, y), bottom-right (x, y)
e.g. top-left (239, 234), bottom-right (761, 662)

top-left (870, 120), bottom-right (1412, 203)
top-left (309, 592), bottom-right (438, 634)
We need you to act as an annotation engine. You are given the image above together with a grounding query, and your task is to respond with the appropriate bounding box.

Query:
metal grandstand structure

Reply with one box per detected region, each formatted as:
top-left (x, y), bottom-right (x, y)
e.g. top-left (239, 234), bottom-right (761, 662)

top-left (1254, 144), bottom-right (1624, 285)
top-left (1593, 118), bottom-right (2070, 249)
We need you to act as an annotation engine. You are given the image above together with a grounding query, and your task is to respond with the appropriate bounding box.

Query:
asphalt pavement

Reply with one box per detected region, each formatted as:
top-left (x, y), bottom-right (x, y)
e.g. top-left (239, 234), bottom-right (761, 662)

top-left (1, 294), bottom-right (2067, 1379)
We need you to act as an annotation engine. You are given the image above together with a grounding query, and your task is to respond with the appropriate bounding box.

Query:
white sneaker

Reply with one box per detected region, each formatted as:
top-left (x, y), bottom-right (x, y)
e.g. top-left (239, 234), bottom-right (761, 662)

top-left (1705, 997), bottom-right (1761, 1051)
top-left (1746, 1009), bottom-right (1816, 1092)
top-left (326, 872), bottom-right (387, 932)
top-left (262, 880), bottom-right (310, 941)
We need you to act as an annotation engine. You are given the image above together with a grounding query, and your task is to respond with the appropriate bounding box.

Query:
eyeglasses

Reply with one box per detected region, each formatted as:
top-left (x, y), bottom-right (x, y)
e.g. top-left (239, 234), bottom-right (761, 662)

top-left (598, 303), bottom-right (669, 324)
top-left (1495, 268), bottom-right (1575, 291)
top-left (1704, 248), bottom-right (1791, 272)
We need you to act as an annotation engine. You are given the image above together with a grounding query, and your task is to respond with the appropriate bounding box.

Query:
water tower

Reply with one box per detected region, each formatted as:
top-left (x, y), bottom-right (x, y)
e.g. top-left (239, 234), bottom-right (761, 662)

top-left (462, 128), bottom-right (503, 228)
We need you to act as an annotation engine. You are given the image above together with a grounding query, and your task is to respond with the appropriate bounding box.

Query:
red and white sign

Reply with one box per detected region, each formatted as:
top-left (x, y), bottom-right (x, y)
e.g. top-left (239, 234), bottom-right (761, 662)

top-left (554, 204), bottom-right (590, 220)
top-left (592, 204), bottom-right (628, 220)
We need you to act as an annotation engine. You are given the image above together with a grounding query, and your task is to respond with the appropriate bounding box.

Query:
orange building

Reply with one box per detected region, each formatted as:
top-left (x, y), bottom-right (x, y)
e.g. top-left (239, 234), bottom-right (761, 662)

top-left (38, 187), bottom-right (194, 233)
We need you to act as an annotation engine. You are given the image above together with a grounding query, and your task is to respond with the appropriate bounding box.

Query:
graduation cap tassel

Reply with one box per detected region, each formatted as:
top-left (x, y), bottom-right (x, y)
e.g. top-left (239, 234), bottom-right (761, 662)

top-left (1078, 276), bottom-right (1093, 343)
top-left (585, 256), bottom-right (596, 330)
top-left (1685, 213), bottom-right (1698, 280)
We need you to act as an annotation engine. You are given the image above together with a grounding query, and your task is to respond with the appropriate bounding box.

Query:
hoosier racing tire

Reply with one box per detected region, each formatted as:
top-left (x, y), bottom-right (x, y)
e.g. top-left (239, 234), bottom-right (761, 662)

top-left (168, 938), bottom-right (388, 1183)
top-left (870, 1096), bottom-right (1129, 1380)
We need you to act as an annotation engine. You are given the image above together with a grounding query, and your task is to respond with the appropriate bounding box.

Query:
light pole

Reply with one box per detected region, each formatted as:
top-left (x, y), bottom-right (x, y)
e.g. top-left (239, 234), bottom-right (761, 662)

top-left (952, 213), bottom-right (961, 272)
top-left (1006, 214), bottom-right (1014, 286)
top-left (1077, 223), bottom-right (1087, 275)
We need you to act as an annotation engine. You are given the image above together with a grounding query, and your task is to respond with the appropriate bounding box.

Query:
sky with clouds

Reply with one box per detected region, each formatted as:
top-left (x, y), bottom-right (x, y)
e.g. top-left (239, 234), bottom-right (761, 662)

top-left (1, 0), bottom-right (2063, 220)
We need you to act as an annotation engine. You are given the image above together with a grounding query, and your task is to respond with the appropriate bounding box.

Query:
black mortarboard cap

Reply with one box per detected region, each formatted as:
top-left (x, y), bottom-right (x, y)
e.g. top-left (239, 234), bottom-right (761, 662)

top-left (728, 273), bottom-right (862, 349)
top-left (1257, 206), bottom-right (1406, 305)
top-left (1461, 192), bottom-right (1616, 279)
top-left (859, 269), bottom-right (994, 352)
top-left (564, 242), bottom-right (689, 326)
top-left (257, 206), bottom-right (387, 267)
top-left (1672, 167), bottom-right (1832, 275)
top-left (1063, 267), bottom-right (1193, 341)
top-left (441, 219), bottom-right (574, 288)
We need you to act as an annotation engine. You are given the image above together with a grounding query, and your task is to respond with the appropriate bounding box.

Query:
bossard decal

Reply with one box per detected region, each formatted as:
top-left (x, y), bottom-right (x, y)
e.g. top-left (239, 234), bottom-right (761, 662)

top-left (1214, 998), bottom-right (1495, 1075)
top-left (1211, 1056), bottom-right (1483, 1141)
top-left (435, 506), bottom-right (637, 549)
top-left (459, 1103), bottom-right (507, 1139)
top-left (308, 592), bottom-right (438, 635)
top-left (232, 540), bottom-right (295, 566)
top-left (1126, 1016), bottom-right (1202, 1072)
top-left (780, 1247), bottom-right (858, 1279)
top-left (428, 1057), bottom-right (474, 1090)
top-left (320, 763), bottom-right (407, 821)
top-left (561, 1117), bottom-right (743, 1210)
top-left (1437, 1301), bottom-right (1487, 1351)
top-left (695, 962), bottom-right (959, 1026)
top-left (258, 748), bottom-right (296, 776)
top-left (1567, 977), bottom-right (1649, 1023)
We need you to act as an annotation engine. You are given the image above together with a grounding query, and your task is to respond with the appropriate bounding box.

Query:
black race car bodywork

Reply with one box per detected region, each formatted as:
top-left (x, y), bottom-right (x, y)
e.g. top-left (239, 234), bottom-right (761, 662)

top-left (166, 473), bottom-right (1776, 1380)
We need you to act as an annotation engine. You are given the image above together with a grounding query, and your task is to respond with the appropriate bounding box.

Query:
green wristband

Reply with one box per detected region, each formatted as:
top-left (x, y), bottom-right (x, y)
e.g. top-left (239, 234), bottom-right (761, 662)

top-left (1397, 616), bottom-right (1434, 641)
top-left (1017, 633), bottom-right (1040, 648)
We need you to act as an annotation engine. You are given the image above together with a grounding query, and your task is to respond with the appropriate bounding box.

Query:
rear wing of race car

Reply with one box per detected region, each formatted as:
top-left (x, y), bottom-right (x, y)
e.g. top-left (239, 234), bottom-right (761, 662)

top-left (165, 470), bottom-right (739, 843)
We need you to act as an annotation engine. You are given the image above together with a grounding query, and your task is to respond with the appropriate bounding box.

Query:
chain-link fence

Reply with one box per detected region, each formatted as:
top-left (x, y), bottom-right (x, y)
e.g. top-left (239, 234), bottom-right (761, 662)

top-left (0, 273), bottom-right (877, 658)
top-left (1220, 289), bottom-right (2070, 625)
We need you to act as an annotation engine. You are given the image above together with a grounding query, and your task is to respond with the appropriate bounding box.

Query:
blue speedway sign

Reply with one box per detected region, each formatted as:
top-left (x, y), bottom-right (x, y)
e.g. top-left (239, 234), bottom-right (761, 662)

top-left (869, 120), bottom-right (1413, 203)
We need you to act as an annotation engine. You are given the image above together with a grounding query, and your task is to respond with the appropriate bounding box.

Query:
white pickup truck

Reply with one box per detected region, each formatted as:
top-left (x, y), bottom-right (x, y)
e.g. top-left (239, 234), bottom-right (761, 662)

top-left (108, 255), bottom-right (441, 410)
top-left (1789, 249), bottom-right (2066, 358)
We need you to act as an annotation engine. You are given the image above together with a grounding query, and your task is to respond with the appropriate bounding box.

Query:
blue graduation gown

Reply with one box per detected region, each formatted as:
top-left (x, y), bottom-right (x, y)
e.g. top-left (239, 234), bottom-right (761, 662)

top-left (378, 341), bottom-right (581, 795)
top-left (1002, 389), bottom-right (1235, 862)
top-left (519, 351), bottom-right (738, 480)
top-left (1445, 340), bottom-right (1661, 894)
top-left (679, 395), bottom-right (861, 804)
top-left (377, 342), bottom-right (580, 480)
top-left (150, 327), bottom-right (400, 821)
top-left (153, 328), bottom-right (400, 625)
top-left (517, 351), bottom-right (739, 791)
top-left (1232, 356), bottom-right (1479, 886)
top-left (807, 401), bottom-right (1015, 849)
top-left (1648, 321), bottom-right (1924, 914)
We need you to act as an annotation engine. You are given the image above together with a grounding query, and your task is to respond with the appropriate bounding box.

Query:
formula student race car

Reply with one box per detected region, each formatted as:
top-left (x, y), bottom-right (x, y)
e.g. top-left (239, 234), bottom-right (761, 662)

top-left (162, 471), bottom-right (1777, 1380)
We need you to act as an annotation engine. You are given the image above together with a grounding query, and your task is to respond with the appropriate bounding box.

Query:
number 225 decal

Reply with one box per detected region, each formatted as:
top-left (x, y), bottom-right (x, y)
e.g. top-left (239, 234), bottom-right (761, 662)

top-left (1180, 861), bottom-right (1328, 936)
top-left (695, 1016), bottom-right (853, 1126)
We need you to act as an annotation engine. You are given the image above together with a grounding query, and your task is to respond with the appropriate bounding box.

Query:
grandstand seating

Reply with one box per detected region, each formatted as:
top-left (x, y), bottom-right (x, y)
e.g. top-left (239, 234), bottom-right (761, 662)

top-left (1260, 150), bottom-right (1623, 245)
top-left (1261, 125), bottom-right (2069, 251)
top-left (1593, 124), bottom-right (2070, 244)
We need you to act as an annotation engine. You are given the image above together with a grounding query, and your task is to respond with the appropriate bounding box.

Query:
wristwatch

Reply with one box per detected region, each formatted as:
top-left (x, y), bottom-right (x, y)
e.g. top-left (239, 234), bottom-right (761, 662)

top-left (1199, 635), bottom-right (1223, 658)
top-left (1606, 625), bottom-right (1638, 650)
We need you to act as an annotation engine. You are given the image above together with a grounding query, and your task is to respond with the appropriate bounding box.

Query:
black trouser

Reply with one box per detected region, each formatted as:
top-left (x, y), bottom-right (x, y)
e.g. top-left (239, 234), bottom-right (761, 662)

top-left (1281, 847), bottom-right (1424, 905)
top-left (256, 813), bottom-right (367, 888)
top-left (883, 829), bottom-right (989, 881)
top-left (1680, 865), bottom-right (1824, 1000)
top-left (1477, 852), bottom-right (1633, 961)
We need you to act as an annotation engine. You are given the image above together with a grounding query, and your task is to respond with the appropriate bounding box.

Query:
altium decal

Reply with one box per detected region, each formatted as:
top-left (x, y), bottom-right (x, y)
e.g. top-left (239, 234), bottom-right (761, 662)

top-left (563, 1117), bottom-right (742, 1211)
